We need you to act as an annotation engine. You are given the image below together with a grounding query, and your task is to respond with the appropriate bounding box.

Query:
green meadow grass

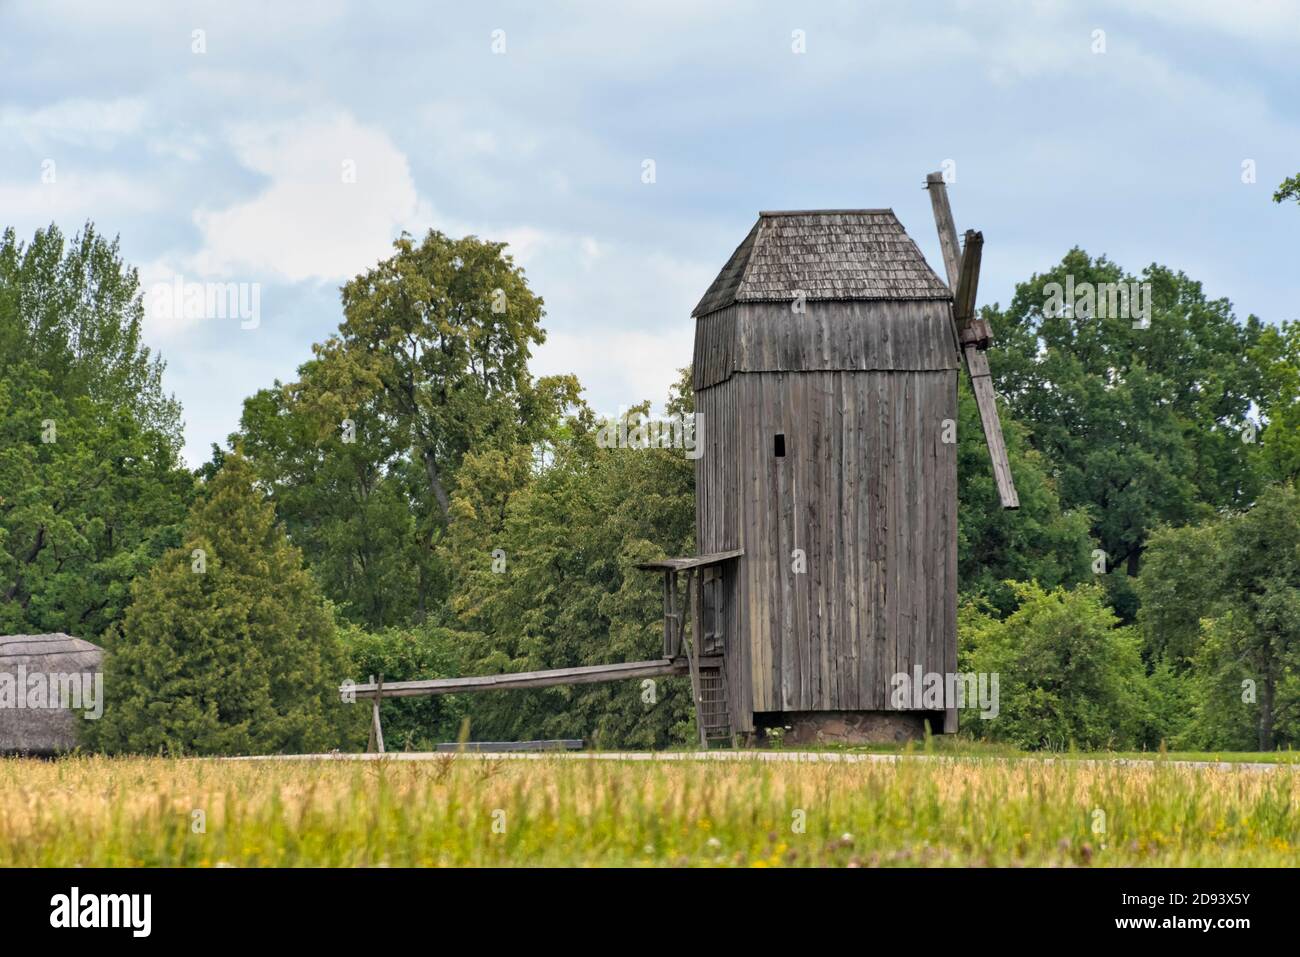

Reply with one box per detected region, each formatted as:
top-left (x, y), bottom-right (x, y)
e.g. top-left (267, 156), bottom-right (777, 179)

top-left (1, 754), bottom-right (1297, 867)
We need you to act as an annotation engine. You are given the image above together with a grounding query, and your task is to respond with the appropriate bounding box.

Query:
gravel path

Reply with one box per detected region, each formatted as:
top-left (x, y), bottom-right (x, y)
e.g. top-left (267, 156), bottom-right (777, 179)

top-left (229, 750), bottom-right (1295, 772)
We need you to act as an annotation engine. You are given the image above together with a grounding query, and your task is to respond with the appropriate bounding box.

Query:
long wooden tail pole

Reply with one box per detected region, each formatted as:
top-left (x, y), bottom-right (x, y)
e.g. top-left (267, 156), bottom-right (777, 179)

top-left (926, 172), bottom-right (1019, 509)
top-left (345, 657), bottom-right (706, 700)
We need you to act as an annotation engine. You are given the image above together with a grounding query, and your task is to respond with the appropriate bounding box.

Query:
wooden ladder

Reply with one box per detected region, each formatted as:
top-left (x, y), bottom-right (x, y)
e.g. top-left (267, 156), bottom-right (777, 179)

top-left (681, 566), bottom-right (734, 748)
top-left (695, 660), bottom-right (733, 745)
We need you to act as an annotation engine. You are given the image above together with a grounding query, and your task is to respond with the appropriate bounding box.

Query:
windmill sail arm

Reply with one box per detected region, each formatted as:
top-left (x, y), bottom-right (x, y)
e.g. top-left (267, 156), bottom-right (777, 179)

top-left (926, 170), bottom-right (1019, 510)
top-left (926, 172), bottom-right (963, 289)
top-left (953, 230), bottom-right (992, 349)
top-left (965, 346), bottom-right (1020, 509)
top-left (953, 229), bottom-right (982, 321)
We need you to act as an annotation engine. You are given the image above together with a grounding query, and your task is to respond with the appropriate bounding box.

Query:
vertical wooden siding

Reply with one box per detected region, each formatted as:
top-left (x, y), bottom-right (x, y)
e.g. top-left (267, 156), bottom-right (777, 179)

top-left (694, 378), bottom-right (752, 733)
top-left (720, 369), bottom-right (956, 713)
top-left (692, 305), bottom-right (738, 392)
top-left (694, 298), bottom-right (958, 717)
top-left (693, 300), bottom-right (958, 394)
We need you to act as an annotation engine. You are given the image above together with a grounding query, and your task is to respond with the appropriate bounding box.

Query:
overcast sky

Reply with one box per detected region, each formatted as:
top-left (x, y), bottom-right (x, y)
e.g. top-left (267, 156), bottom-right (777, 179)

top-left (3, 1), bottom-right (1297, 465)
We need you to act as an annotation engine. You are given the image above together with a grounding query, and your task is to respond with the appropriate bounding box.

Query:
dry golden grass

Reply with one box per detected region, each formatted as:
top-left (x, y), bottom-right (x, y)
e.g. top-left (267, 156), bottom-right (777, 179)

top-left (2, 754), bottom-right (1298, 866)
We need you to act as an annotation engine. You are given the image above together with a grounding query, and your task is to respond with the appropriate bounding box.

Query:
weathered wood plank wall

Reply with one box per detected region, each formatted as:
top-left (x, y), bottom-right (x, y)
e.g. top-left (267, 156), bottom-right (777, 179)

top-left (694, 377), bottom-right (750, 733)
top-left (694, 298), bottom-right (957, 718)
top-left (692, 304), bottom-right (738, 392)
top-left (694, 300), bottom-right (957, 391)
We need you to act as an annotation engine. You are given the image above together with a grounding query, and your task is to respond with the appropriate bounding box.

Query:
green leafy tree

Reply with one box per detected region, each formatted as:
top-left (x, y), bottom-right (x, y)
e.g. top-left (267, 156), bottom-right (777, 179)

top-left (960, 582), bottom-right (1150, 750)
top-left (0, 371), bottom-right (192, 638)
top-left (1133, 522), bottom-right (1220, 667)
top-left (1181, 615), bottom-right (1273, 750)
top-left (1274, 173), bottom-right (1300, 206)
top-left (0, 223), bottom-right (181, 443)
top-left (1141, 485), bottom-right (1300, 750)
top-left (987, 249), bottom-right (1266, 619)
top-left (443, 376), bottom-right (697, 747)
top-left (1252, 320), bottom-right (1300, 487)
top-left (230, 230), bottom-right (579, 622)
top-left (0, 224), bottom-right (192, 640)
top-left (233, 361), bottom-right (426, 627)
top-left (956, 378), bottom-right (1094, 612)
top-left (87, 453), bottom-right (357, 755)
top-left (332, 229), bottom-right (577, 521)
top-left (339, 622), bottom-right (473, 750)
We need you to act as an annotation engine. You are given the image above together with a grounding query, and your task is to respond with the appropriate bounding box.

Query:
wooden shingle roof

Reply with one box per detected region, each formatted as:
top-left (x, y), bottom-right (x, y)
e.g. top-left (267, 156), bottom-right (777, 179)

top-left (692, 209), bottom-right (951, 317)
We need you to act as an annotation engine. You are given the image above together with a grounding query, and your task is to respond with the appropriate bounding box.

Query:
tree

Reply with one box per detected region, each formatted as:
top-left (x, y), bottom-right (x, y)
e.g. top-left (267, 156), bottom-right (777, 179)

top-left (0, 224), bottom-right (193, 640)
top-left (955, 377), bottom-right (1094, 612)
top-left (1133, 522), bottom-right (1220, 667)
top-left (333, 229), bottom-right (576, 521)
top-left (1140, 485), bottom-right (1300, 750)
top-left (442, 374), bottom-right (698, 747)
top-left (987, 249), bottom-right (1266, 618)
top-left (1274, 173), bottom-right (1300, 206)
top-left (1201, 486), bottom-right (1294, 748)
top-left (0, 369), bottom-right (193, 638)
top-left (338, 622), bottom-right (474, 751)
top-left (231, 229), bottom-right (579, 621)
top-left (233, 360), bottom-right (427, 628)
top-left (960, 582), bottom-right (1150, 750)
top-left (0, 223), bottom-right (182, 443)
top-left (87, 453), bottom-right (357, 755)
top-left (1252, 320), bottom-right (1300, 487)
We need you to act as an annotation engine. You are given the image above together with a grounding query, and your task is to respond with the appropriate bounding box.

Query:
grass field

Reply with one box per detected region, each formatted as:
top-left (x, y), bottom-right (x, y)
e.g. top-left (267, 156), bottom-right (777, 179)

top-left (3, 754), bottom-right (1299, 867)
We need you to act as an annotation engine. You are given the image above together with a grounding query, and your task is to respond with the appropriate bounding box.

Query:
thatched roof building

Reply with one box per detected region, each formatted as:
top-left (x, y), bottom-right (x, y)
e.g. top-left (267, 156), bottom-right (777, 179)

top-left (0, 634), bottom-right (103, 755)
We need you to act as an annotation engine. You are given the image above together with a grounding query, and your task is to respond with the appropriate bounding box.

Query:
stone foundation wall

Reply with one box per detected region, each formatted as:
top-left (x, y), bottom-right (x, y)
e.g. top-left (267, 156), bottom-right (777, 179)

top-left (752, 710), bottom-right (947, 746)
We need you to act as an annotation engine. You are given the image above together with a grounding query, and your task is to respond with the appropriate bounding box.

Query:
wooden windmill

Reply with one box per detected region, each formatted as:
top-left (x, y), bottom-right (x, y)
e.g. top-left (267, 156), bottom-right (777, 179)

top-left (347, 172), bottom-right (1018, 751)
top-left (638, 173), bottom-right (1020, 746)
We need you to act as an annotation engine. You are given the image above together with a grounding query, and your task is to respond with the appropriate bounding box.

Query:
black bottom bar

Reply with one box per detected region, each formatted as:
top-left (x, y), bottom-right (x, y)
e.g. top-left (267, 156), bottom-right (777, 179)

top-left (1, 867), bottom-right (1283, 942)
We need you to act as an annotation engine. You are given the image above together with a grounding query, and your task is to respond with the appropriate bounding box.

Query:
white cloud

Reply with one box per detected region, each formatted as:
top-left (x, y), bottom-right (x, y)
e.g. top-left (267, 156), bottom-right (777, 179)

top-left (0, 97), bottom-right (147, 150)
top-left (1108, 0), bottom-right (1300, 45)
top-left (0, 170), bottom-right (161, 222)
top-left (492, 225), bottom-right (551, 263)
top-left (533, 326), bottom-right (694, 414)
top-left (146, 129), bottom-right (209, 163)
top-left (514, 235), bottom-right (710, 411)
top-left (187, 112), bottom-right (431, 283)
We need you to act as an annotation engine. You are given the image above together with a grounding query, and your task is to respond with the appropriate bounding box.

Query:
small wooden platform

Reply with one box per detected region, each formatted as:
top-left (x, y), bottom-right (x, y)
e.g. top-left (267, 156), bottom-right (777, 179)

top-left (633, 549), bottom-right (743, 572)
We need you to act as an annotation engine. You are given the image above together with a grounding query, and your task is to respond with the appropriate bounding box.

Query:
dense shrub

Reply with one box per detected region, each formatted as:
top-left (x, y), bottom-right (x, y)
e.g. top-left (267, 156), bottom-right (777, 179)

top-left (339, 623), bottom-right (473, 750)
top-left (960, 582), bottom-right (1150, 750)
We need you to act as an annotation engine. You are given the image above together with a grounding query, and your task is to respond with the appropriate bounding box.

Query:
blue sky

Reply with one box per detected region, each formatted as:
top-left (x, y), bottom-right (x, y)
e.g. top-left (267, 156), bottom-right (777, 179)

top-left (2, 1), bottom-right (1297, 465)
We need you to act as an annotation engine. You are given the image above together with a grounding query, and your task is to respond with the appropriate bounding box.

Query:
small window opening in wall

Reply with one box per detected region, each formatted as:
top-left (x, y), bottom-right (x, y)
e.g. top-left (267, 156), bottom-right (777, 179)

top-left (774, 433), bottom-right (786, 457)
